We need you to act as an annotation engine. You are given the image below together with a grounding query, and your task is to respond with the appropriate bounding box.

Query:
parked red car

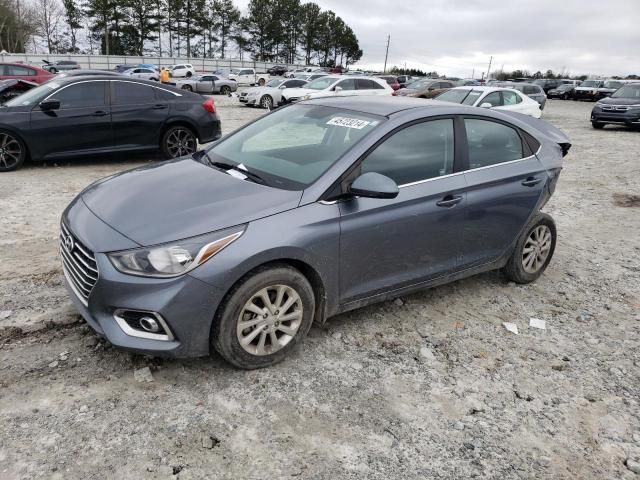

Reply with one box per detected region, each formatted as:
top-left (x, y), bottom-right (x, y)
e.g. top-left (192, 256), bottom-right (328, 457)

top-left (0, 63), bottom-right (54, 84)
top-left (377, 75), bottom-right (401, 91)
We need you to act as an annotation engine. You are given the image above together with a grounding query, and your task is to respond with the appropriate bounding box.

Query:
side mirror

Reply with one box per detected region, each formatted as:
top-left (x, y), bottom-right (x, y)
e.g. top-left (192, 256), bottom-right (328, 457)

top-left (349, 172), bottom-right (399, 200)
top-left (479, 102), bottom-right (493, 108)
top-left (334, 86), bottom-right (343, 93)
top-left (39, 99), bottom-right (60, 111)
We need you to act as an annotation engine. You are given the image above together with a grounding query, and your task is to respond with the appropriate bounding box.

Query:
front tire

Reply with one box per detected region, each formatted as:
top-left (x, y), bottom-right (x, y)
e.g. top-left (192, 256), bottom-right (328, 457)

top-left (181, 84), bottom-right (192, 92)
top-left (186, 71), bottom-right (192, 78)
top-left (0, 130), bottom-right (26, 172)
top-left (260, 95), bottom-right (274, 110)
top-left (592, 122), bottom-right (605, 129)
top-left (504, 213), bottom-right (556, 284)
top-left (212, 265), bottom-right (316, 369)
top-left (220, 85), bottom-right (231, 95)
top-left (258, 78), bottom-right (266, 86)
top-left (161, 126), bottom-right (197, 159)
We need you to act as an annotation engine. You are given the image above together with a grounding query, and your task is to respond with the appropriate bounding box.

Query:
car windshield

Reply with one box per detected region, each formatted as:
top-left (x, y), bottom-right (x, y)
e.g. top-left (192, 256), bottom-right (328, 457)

top-left (3, 81), bottom-right (59, 107)
top-left (611, 86), bottom-right (640, 99)
top-left (534, 79), bottom-right (547, 85)
top-left (436, 89), bottom-right (472, 103)
top-left (581, 81), bottom-right (600, 87)
top-left (266, 79), bottom-right (285, 87)
top-left (305, 77), bottom-right (336, 90)
top-left (207, 104), bottom-right (383, 190)
top-left (604, 81), bottom-right (623, 89)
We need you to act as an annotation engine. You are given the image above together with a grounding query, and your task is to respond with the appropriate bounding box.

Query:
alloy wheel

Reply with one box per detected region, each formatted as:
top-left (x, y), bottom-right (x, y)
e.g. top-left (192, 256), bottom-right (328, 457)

top-left (236, 285), bottom-right (304, 356)
top-left (166, 128), bottom-right (196, 158)
top-left (220, 86), bottom-right (230, 95)
top-left (260, 95), bottom-right (273, 110)
top-left (522, 225), bottom-right (552, 274)
top-left (0, 132), bottom-right (23, 170)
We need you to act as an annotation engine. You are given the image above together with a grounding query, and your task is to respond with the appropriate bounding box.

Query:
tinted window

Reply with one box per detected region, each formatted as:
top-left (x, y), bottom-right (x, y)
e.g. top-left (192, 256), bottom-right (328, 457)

top-left (337, 79), bottom-right (356, 90)
top-left (361, 119), bottom-right (455, 186)
top-left (155, 88), bottom-right (178, 100)
top-left (502, 91), bottom-right (521, 105)
top-left (7, 65), bottom-right (35, 76)
top-left (112, 81), bottom-right (156, 104)
top-left (54, 82), bottom-right (106, 108)
top-left (356, 79), bottom-right (382, 90)
top-left (523, 86), bottom-right (538, 94)
top-left (482, 92), bottom-right (502, 107)
top-left (465, 119), bottom-right (524, 169)
top-left (289, 80), bottom-right (305, 87)
top-left (440, 82), bottom-right (454, 88)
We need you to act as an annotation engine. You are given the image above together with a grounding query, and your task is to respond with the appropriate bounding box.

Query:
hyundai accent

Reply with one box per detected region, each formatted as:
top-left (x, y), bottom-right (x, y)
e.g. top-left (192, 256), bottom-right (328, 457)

top-left (60, 97), bottom-right (570, 369)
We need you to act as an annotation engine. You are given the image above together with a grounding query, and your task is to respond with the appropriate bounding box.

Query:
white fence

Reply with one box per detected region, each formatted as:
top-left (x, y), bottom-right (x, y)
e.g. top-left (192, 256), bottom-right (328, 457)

top-left (0, 53), bottom-right (307, 73)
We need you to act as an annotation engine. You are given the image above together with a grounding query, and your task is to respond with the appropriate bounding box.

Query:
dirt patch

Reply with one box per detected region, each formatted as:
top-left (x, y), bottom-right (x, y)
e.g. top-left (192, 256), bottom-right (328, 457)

top-left (0, 97), bottom-right (639, 480)
top-left (613, 193), bottom-right (640, 208)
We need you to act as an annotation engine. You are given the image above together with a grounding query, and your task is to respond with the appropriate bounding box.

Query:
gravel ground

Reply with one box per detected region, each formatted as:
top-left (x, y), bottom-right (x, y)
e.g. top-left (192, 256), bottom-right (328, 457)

top-left (1, 95), bottom-right (639, 480)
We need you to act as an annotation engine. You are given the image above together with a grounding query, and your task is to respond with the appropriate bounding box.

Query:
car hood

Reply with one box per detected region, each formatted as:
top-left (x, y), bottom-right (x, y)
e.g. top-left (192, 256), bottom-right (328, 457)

top-left (597, 97), bottom-right (640, 106)
top-left (80, 158), bottom-right (303, 246)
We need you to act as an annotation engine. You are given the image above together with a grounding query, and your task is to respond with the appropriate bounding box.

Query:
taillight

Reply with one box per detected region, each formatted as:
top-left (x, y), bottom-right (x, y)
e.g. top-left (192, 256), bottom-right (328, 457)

top-left (202, 98), bottom-right (216, 113)
top-left (392, 91), bottom-right (398, 96)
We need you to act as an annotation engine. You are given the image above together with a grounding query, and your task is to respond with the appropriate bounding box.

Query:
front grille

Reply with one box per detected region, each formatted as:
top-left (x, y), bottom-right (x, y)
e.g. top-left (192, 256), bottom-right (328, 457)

top-left (602, 105), bottom-right (630, 112)
top-left (60, 223), bottom-right (98, 305)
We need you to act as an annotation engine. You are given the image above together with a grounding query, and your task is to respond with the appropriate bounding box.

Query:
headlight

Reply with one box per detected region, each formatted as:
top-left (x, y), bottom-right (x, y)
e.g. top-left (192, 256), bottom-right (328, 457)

top-left (108, 226), bottom-right (245, 278)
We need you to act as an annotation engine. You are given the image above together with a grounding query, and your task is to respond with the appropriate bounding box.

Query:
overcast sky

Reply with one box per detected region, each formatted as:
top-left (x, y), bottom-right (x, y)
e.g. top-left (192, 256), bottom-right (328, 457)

top-left (235, 0), bottom-right (639, 77)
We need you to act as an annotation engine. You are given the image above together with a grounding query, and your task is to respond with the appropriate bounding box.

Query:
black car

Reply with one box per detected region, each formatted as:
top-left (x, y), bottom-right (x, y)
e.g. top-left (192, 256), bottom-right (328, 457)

top-left (591, 83), bottom-right (640, 130)
top-left (267, 65), bottom-right (288, 76)
top-left (533, 78), bottom-right (561, 93)
top-left (0, 76), bottom-right (221, 172)
top-left (547, 84), bottom-right (575, 100)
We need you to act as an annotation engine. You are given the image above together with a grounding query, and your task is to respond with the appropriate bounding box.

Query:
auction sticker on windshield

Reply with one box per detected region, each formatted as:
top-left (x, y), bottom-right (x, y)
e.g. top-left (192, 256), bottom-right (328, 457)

top-left (327, 117), bottom-right (371, 129)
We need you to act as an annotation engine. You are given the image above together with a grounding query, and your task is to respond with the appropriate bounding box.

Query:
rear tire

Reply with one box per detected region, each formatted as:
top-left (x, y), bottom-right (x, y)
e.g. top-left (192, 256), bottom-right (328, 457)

top-left (0, 130), bottom-right (26, 172)
top-left (181, 85), bottom-right (192, 92)
top-left (161, 125), bottom-right (197, 159)
top-left (503, 213), bottom-right (556, 284)
top-left (258, 78), bottom-right (266, 86)
top-left (212, 265), bottom-right (315, 369)
top-left (186, 71), bottom-right (192, 78)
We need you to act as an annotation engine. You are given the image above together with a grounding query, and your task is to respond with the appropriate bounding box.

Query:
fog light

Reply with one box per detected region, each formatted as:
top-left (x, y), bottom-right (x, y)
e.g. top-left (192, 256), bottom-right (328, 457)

top-left (113, 309), bottom-right (174, 341)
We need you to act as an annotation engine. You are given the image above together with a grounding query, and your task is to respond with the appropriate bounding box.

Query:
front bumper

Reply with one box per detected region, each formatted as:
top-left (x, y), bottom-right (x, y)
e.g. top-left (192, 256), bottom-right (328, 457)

top-left (239, 95), bottom-right (258, 105)
top-left (574, 90), bottom-right (599, 101)
top-left (591, 108), bottom-right (640, 127)
top-left (61, 204), bottom-right (225, 358)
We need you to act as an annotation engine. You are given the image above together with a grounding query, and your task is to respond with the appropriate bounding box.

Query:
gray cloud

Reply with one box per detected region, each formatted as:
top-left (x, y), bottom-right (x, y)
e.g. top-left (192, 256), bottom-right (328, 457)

top-left (235, 0), bottom-right (639, 77)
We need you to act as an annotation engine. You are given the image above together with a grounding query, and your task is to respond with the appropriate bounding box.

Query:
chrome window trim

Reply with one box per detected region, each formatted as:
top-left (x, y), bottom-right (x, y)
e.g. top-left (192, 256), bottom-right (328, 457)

top-left (43, 78), bottom-right (183, 103)
top-left (113, 309), bottom-right (175, 342)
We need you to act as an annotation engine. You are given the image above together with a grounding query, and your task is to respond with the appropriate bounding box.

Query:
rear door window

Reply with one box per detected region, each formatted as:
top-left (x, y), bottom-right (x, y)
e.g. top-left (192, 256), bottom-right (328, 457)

top-left (112, 81), bottom-right (156, 105)
top-left (464, 119), bottom-right (524, 169)
top-left (336, 79), bottom-right (357, 91)
top-left (502, 91), bottom-right (522, 105)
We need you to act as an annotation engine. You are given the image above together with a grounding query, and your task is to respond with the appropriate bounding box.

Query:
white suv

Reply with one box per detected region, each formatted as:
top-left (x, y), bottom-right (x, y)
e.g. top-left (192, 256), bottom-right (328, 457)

top-left (170, 64), bottom-right (195, 78)
top-left (282, 76), bottom-right (394, 103)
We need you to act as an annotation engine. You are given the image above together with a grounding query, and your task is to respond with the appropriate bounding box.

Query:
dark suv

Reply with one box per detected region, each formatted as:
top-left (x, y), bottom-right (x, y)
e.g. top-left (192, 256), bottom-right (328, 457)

top-left (591, 83), bottom-right (640, 129)
top-left (533, 79), bottom-right (561, 93)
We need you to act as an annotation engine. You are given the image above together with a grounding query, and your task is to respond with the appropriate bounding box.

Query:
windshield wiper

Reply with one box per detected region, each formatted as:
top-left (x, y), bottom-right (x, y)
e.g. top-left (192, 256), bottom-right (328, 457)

top-left (196, 151), bottom-right (266, 185)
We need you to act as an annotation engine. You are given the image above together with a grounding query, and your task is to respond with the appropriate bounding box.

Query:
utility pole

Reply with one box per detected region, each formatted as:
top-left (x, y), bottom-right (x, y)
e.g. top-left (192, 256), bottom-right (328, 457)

top-left (383, 35), bottom-right (390, 73)
top-left (485, 55), bottom-right (493, 81)
top-left (472, 68), bottom-right (475, 79)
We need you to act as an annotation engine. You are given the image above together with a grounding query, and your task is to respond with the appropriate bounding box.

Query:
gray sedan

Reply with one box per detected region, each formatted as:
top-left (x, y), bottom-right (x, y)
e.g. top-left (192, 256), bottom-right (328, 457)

top-left (61, 97), bottom-right (570, 369)
top-left (174, 74), bottom-right (238, 95)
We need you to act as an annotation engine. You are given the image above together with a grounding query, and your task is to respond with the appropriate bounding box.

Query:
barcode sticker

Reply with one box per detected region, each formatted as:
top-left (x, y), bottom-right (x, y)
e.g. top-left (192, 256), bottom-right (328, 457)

top-left (327, 117), bottom-right (371, 129)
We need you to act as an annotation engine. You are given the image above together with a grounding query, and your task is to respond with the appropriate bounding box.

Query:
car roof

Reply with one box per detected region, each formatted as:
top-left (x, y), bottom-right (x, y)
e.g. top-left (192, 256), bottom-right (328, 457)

top-left (303, 96), bottom-right (480, 117)
top-left (48, 75), bottom-right (162, 86)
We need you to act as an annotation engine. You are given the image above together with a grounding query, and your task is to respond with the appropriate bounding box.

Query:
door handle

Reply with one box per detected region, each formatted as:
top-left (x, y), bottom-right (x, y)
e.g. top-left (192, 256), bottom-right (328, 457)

top-left (93, 110), bottom-right (108, 117)
top-left (153, 104), bottom-right (168, 110)
top-left (436, 195), bottom-right (463, 208)
top-left (522, 177), bottom-right (542, 187)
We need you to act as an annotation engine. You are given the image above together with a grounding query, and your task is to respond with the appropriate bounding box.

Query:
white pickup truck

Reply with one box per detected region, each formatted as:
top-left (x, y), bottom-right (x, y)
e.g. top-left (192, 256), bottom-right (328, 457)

top-left (228, 68), bottom-right (270, 86)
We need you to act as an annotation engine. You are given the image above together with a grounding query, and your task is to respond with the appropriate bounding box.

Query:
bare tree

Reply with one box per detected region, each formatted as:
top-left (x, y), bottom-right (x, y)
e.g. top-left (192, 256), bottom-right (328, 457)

top-left (36, 0), bottom-right (63, 53)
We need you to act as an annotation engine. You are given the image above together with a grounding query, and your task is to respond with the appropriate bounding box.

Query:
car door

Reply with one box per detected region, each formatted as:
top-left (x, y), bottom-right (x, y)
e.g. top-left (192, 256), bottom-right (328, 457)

top-left (338, 118), bottom-right (466, 303)
top-left (333, 78), bottom-right (357, 96)
top-left (460, 117), bottom-right (547, 268)
top-left (29, 80), bottom-right (112, 159)
top-left (198, 75), bottom-right (216, 93)
top-left (109, 80), bottom-right (169, 149)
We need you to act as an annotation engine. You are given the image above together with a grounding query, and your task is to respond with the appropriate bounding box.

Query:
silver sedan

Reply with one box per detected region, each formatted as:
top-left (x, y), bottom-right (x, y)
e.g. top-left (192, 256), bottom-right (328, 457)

top-left (173, 75), bottom-right (238, 95)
